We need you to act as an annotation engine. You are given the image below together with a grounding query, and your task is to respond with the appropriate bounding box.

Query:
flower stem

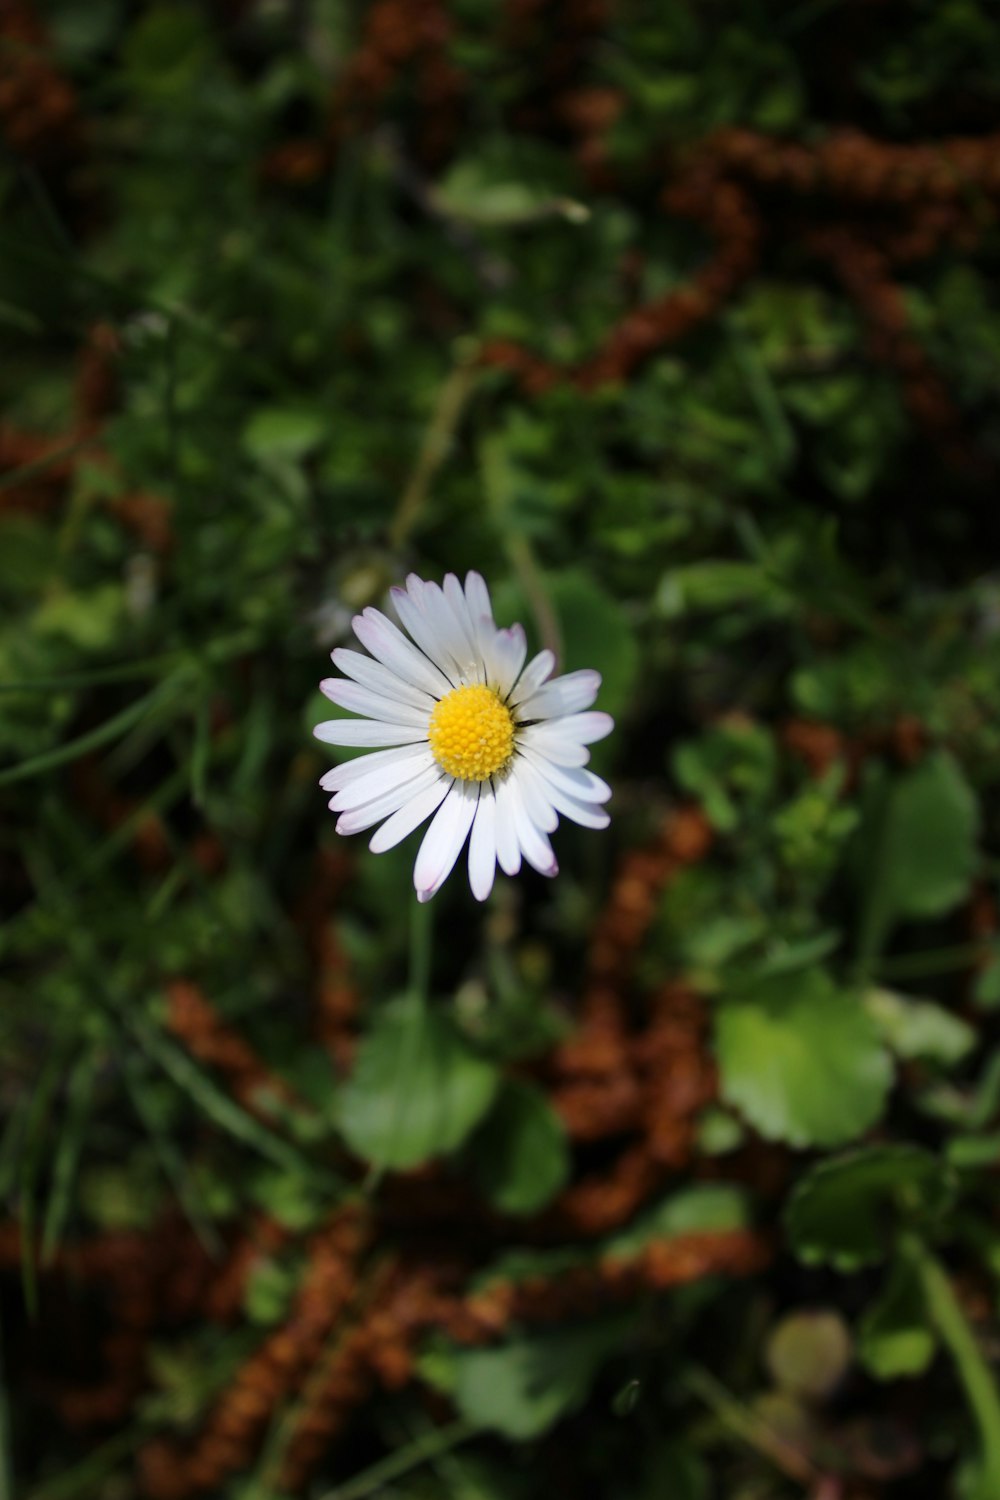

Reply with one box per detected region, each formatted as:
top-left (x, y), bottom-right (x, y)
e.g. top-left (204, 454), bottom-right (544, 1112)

top-left (902, 1232), bottom-right (1000, 1494)
top-left (389, 345), bottom-right (481, 550)
top-left (408, 895), bottom-right (434, 1004)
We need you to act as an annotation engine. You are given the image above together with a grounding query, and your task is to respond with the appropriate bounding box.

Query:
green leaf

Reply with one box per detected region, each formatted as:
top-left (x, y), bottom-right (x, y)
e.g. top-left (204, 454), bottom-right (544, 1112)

top-left (339, 996), bottom-right (500, 1170)
top-left (946, 1133), bottom-right (1000, 1169)
top-left (434, 160), bottom-right (574, 228)
top-left (859, 1253), bottom-right (936, 1380)
top-left (973, 956), bottom-right (1000, 1009)
top-left (716, 968), bottom-right (892, 1148)
top-left (428, 1317), bottom-right (629, 1439)
top-left (471, 1080), bottom-right (570, 1216)
top-left (857, 752), bottom-right (979, 964)
top-left (609, 1183), bottom-right (749, 1257)
top-left (547, 570), bottom-right (639, 724)
top-left (866, 988), bottom-right (976, 1068)
top-left (244, 1256), bottom-right (298, 1325)
top-left (242, 406), bottom-right (327, 461)
top-left (786, 1145), bottom-right (953, 1270)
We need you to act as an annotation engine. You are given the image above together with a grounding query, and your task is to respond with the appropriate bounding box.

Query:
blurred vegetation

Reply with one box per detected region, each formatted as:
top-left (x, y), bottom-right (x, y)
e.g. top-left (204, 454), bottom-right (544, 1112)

top-left (3, 1), bottom-right (1000, 1497)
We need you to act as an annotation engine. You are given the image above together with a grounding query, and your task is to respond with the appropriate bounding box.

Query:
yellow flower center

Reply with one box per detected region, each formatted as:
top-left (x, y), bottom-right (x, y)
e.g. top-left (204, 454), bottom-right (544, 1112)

top-left (428, 684), bottom-right (515, 781)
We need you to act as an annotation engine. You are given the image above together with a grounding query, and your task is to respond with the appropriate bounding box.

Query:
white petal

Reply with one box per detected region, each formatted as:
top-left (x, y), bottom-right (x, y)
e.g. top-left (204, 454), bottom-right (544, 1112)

top-left (329, 749), bottom-right (435, 811)
top-left (368, 774), bottom-right (453, 853)
top-left (335, 762), bottom-right (443, 834)
top-left (332, 648), bottom-right (437, 713)
top-left (491, 624), bottom-right (528, 699)
top-left (443, 573), bottom-right (486, 682)
top-left (539, 782), bottom-right (610, 830)
top-left (492, 774), bottom-right (522, 876)
top-left (508, 775), bottom-right (558, 878)
top-left (320, 743), bottom-right (427, 792)
top-left (413, 782), bottom-right (479, 902)
top-left (314, 719), bottom-right (427, 748)
top-left (463, 571), bottom-right (496, 631)
top-left (321, 679), bottom-right (430, 728)
top-left (516, 726), bottom-right (589, 766)
top-left (468, 787), bottom-right (497, 902)
top-left (508, 648), bottom-right (555, 706)
top-left (509, 757), bottom-right (558, 833)
top-left (518, 748), bottom-right (612, 804)
top-left (353, 608), bottom-right (453, 698)
top-left (523, 711), bottom-right (614, 748)
top-left (515, 669), bottom-right (601, 721)
top-left (390, 586), bottom-right (462, 684)
top-left (465, 572), bottom-right (506, 680)
top-left (409, 579), bottom-right (481, 682)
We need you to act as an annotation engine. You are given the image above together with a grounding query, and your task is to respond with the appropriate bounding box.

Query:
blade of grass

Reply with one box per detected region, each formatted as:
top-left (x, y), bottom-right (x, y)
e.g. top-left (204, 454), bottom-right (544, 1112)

top-left (25, 1416), bottom-right (158, 1500)
top-left (0, 1086), bottom-right (31, 1201)
top-left (0, 1313), bottom-right (13, 1500)
top-left (120, 1043), bottom-right (221, 1255)
top-left (41, 1042), bottom-right (101, 1264)
top-left (0, 434), bottom-right (100, 495)
top-left (18, 1048), bottom-right (66, 1317)
top-left (189, 691), bottom-right (211, 809)
top-left (317, 1418), bottom-right (481, 1500)
top-left (130, 1019), bottom-right (334, 1184)
top-left (0, 676), bottom-right (184, 788)
top-left (0, 654), bottom-right (181, 692)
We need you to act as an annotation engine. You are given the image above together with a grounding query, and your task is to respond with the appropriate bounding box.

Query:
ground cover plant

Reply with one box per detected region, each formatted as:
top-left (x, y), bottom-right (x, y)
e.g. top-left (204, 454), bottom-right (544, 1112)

top-left (3, 1), bottom-right (1000, 1496)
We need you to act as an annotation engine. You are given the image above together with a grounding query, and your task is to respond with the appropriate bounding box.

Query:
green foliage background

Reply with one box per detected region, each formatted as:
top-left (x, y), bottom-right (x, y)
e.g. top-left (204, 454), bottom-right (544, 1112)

top-left (3, 1), bottom-right (1000, 1497)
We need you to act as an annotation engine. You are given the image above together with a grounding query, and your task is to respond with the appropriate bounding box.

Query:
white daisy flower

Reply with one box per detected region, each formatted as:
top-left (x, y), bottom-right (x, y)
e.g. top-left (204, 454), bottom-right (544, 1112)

top-left (314, 572), bottom-right (613, 903)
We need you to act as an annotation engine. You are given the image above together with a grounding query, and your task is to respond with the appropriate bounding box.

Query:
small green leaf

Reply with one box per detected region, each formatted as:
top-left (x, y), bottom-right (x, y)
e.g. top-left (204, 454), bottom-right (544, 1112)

top-left (946, 1133), bottom-right (1000, 1169)
top-left (786, 1145), bottom-right (953, 1270)
top-left (471, 1080), bottom-right (570, 1216)
top-left (429, 1317), bottom-right (629, 1439)
top-left (859, 1253), bottom-right (936, 1380)
top-left (973, 957), bottom-right (1000, 1009)
top-left (857, 752), bottom-right (979, 964)
top-left (716, 968), bottom-right (892, 1148)
top-left (242, 406), bottom-right (327, 461)
top-left (609, 1183), bottom-right (749, 1257)
top-left (866, 988), bottom-right (976, 1068)
top-left (244, 1257), bottom-right (297, 1326)
top-left (339, 996), bottom-right (499, 1170)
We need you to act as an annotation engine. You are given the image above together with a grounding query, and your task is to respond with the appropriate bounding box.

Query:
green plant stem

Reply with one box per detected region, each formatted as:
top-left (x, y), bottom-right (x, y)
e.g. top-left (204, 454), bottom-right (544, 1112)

top-left (480, 434), bottom-right (562, 664)
top-left (683, 1366), bottom-right (820, 1488)
top-left (903, 1233), bottom-right (1000, 1493)
top-left (409, 894), bottom-right (435, 1004)
top-left (317, 1418), bottom-right (480, 1500)
top-left (877, 941), bottom-right (994, 982)
top-left (364, 900), bottom-right (436, 1195)
top-left (389, 347), bottom-right (481, 549)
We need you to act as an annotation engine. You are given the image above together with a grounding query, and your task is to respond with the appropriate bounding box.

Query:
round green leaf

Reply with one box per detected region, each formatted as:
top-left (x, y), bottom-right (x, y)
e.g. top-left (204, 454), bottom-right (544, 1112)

top-left (339, 996), bottom-right (499, 1171)
top-left (786, 1145), bottom-right (953, 1270)
top-left (716, 968), bottom-right (892, 1148)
